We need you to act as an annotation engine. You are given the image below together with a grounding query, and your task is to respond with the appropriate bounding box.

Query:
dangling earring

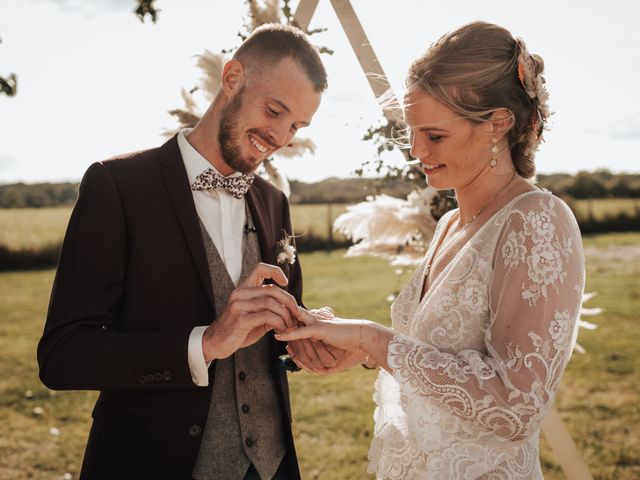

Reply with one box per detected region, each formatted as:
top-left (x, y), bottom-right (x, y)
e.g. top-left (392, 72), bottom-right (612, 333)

top-left (490, 138), bottom-right (498, 168)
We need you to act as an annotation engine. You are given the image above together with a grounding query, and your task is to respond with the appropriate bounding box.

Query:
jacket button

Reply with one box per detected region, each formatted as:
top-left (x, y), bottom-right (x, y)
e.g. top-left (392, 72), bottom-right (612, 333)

top-left (238, 371), bottom-right (246, 381)
top-left (189, 425), bottom-right (202, 438)
top-left (245, 437), bottom-right (253, 447)
top-left (241, 404), bottom-right (250, 414)
top-left (163, 370), bottom-right (172, 381)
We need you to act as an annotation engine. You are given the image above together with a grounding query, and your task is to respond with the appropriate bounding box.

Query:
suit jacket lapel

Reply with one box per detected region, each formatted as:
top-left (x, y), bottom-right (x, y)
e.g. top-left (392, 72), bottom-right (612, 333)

top-left (157, 136), bottom-right (216, 313)
top-left (247, 184), bottom-right (276, 266)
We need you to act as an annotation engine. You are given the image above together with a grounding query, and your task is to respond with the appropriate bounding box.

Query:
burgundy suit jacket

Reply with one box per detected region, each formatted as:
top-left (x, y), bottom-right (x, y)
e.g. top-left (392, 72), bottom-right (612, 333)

top-left (37, 135), bottom-right (303, 479)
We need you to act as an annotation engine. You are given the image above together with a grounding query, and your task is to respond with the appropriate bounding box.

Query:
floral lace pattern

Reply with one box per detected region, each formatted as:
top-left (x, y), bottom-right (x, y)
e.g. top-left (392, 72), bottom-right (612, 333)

top-left (368, 191), bottom-right (584, 479)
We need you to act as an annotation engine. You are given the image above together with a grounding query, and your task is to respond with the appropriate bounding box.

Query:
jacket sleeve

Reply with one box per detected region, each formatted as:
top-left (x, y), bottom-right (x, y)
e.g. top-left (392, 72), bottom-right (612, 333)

top-left (37, 162), bottom-right (196, 391)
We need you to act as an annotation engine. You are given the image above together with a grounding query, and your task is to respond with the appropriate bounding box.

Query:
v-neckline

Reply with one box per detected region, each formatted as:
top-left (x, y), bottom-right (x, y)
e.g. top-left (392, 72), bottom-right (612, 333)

top-left (417, 189), bottom-right (540, 305)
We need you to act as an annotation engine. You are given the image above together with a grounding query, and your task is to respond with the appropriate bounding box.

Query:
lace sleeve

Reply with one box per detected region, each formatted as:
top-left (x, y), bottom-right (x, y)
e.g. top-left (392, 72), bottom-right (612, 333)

top-left (387, 194), bottom-right (585, 445)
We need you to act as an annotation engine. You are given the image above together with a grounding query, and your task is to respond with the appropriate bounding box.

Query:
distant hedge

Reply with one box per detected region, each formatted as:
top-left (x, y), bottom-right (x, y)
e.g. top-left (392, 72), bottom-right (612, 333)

top-left (1, 212), bottom-right (638, 271)
top-left (0, 243), bottom-right (61, 271)
top-left (576, 211), bottom-right (640, 234)
top-left (1, 170), bottom-right (639, 208)
top-left (0, 234), bottom-right (352, 272)
top-left (0, 182), bottom-right (78, 208)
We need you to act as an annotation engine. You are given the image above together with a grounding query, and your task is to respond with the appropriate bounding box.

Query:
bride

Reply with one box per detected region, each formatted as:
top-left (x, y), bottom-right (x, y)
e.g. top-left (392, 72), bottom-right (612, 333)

top-left (277, 21), bottom-right (584, 479)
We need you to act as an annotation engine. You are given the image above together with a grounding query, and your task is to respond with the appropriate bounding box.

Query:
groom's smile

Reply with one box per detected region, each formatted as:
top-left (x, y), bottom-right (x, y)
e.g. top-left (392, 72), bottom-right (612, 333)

top-left (248, 132), bottom-right (269, 154)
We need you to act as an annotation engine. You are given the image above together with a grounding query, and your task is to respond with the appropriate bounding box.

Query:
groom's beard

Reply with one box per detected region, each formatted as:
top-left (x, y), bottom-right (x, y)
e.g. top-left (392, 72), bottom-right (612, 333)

top-left (218, 87), bottom-right (264, 174)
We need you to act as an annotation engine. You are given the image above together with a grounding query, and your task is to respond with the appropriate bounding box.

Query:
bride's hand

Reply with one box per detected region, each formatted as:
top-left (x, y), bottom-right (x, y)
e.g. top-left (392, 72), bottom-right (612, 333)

top-left (285, 306), bottom-right (340, 372)
top-left (299, 306), bottom-right (334, 325)
top-left (275, 314), bottom-right (363, 352)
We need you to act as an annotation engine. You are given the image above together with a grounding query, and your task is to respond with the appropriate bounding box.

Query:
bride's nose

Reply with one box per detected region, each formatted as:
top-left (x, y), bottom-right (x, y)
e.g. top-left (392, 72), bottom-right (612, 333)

top-left (410, 138), bottom-right (431, 160)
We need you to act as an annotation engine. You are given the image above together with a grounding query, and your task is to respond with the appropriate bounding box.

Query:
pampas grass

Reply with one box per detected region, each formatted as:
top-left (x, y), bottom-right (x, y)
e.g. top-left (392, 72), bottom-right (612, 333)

top-left (246, 0), bottom-right (283, 33)
top-left (333, 187), bottom-right (439, 266)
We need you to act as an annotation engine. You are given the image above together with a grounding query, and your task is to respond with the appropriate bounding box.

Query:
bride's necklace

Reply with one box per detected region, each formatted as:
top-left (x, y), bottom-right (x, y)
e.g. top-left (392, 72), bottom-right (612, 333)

top-left (458, 170), bottom-right (518, 231)
top-left (423, 171), bottom-right (518, 280)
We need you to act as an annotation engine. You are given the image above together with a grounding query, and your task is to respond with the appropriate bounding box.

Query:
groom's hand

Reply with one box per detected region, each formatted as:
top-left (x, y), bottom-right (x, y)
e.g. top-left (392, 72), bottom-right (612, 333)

top-left (289, 346), bottom-right (367, 376)
top-left (286, 340), bottom-right (340, 372)
top-left (202, 263), bottom-right (301, 361)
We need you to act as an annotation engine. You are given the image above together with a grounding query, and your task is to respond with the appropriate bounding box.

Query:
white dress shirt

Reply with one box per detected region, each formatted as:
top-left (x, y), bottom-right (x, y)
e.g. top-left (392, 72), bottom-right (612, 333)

top-left (179, 128), bottom-right (246, 386)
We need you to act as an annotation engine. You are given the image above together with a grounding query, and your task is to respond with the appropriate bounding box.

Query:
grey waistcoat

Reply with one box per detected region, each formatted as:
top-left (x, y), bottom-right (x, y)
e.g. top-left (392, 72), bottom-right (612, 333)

top-left (192, 207), bottom-right (286, 480)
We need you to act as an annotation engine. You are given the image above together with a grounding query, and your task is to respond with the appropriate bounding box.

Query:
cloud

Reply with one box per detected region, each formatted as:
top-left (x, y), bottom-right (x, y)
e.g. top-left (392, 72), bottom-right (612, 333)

top-left (610, 115), bottom-right (640, 140)
top-left (34, 0), bottom-right (134, 15)
top-left (0, 154), bottom-right (17, 170)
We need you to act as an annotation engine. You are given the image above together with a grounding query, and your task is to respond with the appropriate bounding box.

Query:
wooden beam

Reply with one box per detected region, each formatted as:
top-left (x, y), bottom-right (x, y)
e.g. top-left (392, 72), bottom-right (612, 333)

top-left (541, 406), bottom-right (593, 479)
top-left (329, 0), bottom-right (402, 123)
top-left (292, 0), bottom-right (320, 32)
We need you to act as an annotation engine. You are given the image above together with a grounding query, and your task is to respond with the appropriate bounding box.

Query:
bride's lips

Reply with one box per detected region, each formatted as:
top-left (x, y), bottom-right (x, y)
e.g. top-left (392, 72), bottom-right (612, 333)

top-left (421, 163), bottom-right (446, 174)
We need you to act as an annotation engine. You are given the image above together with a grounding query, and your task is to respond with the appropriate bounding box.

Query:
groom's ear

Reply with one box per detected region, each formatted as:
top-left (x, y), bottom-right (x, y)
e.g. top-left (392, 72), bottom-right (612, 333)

top-left (221, 59), bottom-right (245, 97)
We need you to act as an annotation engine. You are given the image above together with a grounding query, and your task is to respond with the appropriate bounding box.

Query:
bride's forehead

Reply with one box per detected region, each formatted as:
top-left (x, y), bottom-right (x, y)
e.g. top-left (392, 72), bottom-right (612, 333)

top-left (403, 92), bottom-right (459, 126)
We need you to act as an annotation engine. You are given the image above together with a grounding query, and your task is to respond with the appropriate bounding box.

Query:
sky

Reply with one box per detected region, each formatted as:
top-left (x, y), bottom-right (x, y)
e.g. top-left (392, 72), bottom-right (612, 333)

top-left (1, 0), bottom-right (639, 184)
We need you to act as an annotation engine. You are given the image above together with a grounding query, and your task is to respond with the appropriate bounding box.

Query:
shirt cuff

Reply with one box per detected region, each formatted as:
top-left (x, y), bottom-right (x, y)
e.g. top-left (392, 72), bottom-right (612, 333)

top-left (188, 326), bottom-right (212, 386)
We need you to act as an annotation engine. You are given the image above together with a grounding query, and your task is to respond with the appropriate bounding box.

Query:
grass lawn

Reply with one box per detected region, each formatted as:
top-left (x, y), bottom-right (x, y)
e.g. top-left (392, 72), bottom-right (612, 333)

top-left (0, 234), bottom-right (639, 479)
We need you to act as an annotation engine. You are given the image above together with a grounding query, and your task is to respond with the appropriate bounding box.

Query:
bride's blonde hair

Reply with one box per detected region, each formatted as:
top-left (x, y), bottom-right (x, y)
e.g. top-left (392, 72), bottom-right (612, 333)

top-left (407, 21), bottom-right (549, 179)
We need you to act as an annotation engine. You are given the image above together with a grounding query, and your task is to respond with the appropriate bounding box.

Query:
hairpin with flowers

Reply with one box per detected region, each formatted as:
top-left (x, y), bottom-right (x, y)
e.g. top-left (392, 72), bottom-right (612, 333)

top-left (516, 47), bottom-right (551, 156)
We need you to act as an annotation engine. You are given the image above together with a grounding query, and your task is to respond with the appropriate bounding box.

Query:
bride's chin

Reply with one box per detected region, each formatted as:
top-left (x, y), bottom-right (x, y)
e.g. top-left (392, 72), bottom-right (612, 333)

top-left (425, 179), bottom-right (451, 190)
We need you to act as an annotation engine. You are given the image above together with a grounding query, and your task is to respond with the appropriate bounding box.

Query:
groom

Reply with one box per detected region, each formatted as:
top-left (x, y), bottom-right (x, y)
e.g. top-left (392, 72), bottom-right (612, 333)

top-left (38, 24), bottom-right (330, 480)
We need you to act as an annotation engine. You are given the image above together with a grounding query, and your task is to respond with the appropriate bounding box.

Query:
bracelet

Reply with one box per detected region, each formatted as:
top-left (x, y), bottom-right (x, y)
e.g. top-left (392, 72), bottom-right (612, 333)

top-left (361, 354), bottom-right (377, 370)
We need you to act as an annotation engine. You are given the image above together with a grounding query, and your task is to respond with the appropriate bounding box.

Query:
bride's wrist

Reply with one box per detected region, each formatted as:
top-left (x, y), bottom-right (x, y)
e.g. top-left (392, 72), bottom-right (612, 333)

top-left (359, 321), bottom-right (394, 370)
top-left (358, 320), bottom-right (379, 369)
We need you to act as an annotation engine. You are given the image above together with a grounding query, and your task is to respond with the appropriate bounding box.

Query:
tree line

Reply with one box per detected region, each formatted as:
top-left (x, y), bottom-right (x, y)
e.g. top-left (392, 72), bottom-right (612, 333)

top-left (0, 170), bottom-right (639, 208)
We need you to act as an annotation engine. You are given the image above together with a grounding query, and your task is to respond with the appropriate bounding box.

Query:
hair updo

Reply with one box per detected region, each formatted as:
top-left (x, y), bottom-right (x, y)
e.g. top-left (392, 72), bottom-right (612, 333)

top-left (407, 21), bottom-right (549, 179)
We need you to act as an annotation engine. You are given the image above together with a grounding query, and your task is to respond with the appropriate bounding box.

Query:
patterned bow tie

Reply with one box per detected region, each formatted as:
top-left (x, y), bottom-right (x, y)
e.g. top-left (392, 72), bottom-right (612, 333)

top-left (191, 168), bottom-right (255, 199)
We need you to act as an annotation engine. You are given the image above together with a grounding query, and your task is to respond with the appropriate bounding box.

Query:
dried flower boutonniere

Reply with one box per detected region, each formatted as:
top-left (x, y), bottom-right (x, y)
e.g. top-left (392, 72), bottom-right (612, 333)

top-left (276, 233), bottom-right (297, 267)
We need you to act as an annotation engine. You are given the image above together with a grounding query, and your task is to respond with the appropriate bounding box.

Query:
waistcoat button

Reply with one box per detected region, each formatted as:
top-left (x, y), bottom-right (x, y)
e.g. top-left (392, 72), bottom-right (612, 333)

top-left (189, 424), bottom-right (202, 438)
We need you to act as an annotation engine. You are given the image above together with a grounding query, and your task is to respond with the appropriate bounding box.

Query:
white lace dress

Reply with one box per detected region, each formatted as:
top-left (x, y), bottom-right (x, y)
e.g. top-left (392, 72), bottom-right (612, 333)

top-left (367, 191), bottom-right (585, 479)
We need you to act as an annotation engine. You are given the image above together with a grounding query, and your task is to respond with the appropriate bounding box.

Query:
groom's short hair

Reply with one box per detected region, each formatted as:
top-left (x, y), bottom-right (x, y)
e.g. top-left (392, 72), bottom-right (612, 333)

top-left (233, 23), bottom-right (328, 93)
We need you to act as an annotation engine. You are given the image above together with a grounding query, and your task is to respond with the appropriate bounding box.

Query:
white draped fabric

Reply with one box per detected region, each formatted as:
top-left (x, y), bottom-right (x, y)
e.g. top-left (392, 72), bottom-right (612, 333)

top-left (368, 191), bottom-right (585, 479)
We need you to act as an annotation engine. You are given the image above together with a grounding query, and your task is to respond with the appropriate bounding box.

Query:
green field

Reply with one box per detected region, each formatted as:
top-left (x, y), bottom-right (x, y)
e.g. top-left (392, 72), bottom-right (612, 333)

top-left (1, 199), bottom-right (638, 251)
top-left (571, 198), bottom-right (640, 219)
top-left (1, 233), bottom-right (639, 479)
top-left (289, 203), bottom-right (349, 240)
top-left (0, 208), bottom-right (71, 250)
top-left (0, 205), bottom-right (353, 251)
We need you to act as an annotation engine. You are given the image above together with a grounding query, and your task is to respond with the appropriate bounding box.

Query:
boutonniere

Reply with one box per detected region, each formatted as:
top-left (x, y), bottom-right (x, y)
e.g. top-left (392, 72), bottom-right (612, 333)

top-left (276, 233), bottom-right (297, 267)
